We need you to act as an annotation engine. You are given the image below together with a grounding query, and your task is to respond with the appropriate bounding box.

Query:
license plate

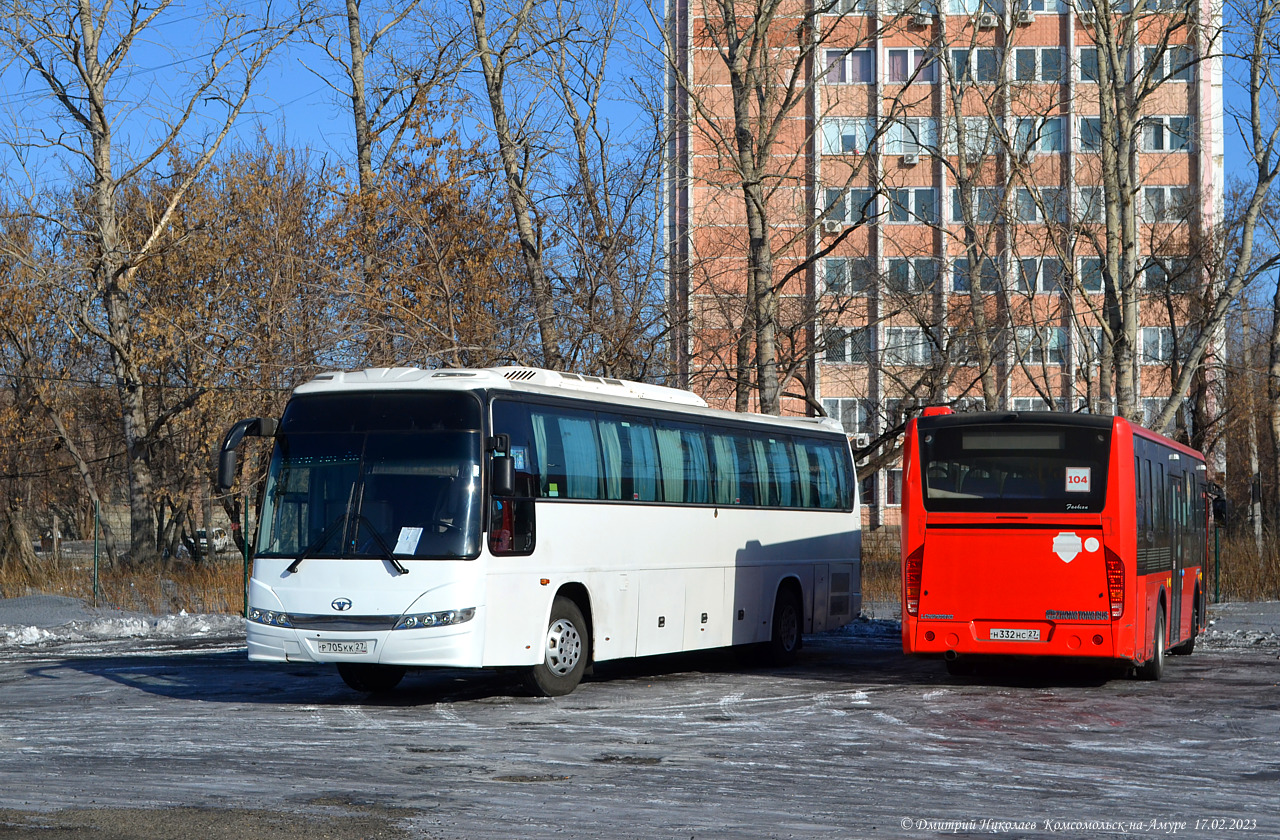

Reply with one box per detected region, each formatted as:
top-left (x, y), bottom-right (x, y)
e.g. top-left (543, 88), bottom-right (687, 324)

top-left (990, 628), bottom-right (1040, 642)
top-left (317, 640), bottom-right (370, 655)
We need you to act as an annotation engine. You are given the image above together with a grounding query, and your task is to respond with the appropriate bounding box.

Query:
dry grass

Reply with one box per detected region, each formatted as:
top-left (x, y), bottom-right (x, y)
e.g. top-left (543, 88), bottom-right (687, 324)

top-left (1, 528), bottom-right (1276, 618)
top-left (0, 555), bottom-right (246, 615)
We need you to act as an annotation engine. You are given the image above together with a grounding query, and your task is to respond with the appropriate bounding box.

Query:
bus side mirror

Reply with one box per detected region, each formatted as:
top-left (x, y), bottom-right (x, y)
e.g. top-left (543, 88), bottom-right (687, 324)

top-left (216, 417), bottom-right (278, 492)
top-left (491, 456), bottom-right (516, 497)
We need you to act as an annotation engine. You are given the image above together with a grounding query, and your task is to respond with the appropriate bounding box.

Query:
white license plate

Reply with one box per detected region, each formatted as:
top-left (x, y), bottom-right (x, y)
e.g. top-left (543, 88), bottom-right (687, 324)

top-left (317, 640), bottom-right (370, 655)
top-left (990, 628), bottom-right (1040, 642)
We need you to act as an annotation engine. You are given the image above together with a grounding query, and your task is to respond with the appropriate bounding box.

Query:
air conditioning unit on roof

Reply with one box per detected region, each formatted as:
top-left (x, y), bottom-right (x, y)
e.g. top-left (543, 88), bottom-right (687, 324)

top-left (911, 12), bottom-right (933, 25)
top-left (977, 11), bottom-right (999, 27)
top-left (1016, 9), bottom-right (1035, 23)
top-left (1079, 9), bottom-right (1096, 23)
top-left (823, 219), bottom-right (844, 234)
top-left (901, 152), bottom-right (919, 165)
top-left (853, 433), bottom-right (871, 449)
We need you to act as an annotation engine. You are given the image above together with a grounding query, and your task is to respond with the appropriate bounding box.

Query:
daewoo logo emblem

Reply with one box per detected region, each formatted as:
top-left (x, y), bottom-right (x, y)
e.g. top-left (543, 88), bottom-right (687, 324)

top-left (331, 598), bottom-right (353, 612)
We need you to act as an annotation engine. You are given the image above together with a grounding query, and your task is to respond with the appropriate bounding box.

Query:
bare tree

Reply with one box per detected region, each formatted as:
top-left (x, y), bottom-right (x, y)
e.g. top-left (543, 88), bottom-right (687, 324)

top-left (0, 0), bottom-right (312, 564)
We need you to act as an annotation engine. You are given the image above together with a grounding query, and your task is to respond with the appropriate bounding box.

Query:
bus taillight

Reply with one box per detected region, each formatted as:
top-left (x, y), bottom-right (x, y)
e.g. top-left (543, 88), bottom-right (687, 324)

top-left (1104, 548), bottom-right (1125, 619)
top-left (905, 546), bottom-right (924, 617)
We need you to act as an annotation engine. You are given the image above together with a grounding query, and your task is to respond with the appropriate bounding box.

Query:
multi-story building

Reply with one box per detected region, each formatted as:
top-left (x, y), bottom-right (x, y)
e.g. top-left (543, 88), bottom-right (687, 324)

top-left (666, 0), bottom-right (1223, 527)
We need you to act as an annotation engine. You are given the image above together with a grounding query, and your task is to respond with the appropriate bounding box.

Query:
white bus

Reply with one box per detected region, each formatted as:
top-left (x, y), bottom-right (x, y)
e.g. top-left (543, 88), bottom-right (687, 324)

top-left (217, 367), bottom-right (861, 695)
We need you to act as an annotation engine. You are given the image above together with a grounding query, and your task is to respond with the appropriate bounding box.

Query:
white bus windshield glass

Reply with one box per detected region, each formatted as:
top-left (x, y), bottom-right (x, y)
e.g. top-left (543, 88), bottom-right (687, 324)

top-left (920, 422), bottom-right (1111, 513)
top-left (256, 393), bottom-right (483, 559)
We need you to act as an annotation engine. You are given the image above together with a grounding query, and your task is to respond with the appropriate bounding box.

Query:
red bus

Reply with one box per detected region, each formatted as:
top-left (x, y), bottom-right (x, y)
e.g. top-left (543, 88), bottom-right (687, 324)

top-left (900, 409), bottom-right (1209, 679)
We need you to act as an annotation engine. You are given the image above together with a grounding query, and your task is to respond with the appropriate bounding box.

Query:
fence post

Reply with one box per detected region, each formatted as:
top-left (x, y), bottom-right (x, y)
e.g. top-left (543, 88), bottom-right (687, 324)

top-left (243, 490), bottom-right (250, 618)
top-left (92, 499), bottom-right (99, 609)
top-left (1214, 525), bottom-right (1221, 604)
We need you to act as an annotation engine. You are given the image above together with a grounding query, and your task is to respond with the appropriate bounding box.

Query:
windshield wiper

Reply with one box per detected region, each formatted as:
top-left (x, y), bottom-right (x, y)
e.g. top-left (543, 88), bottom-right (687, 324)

top-left (352, 514), bottom-right (409, 576)
top-left (286, 513), bottom-right (349, 574)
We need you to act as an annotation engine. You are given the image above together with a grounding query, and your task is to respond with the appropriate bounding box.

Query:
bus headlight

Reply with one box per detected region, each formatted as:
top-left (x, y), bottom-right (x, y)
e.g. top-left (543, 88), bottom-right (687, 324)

top-left (248, 608), bottom-right (294, 627)
top-left (394, 607), bottom-right (476, 630)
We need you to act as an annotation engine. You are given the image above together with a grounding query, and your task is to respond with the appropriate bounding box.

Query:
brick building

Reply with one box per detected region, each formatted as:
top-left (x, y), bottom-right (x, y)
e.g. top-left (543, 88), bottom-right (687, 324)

top-left (666, 0), bottom-right (1224, 527)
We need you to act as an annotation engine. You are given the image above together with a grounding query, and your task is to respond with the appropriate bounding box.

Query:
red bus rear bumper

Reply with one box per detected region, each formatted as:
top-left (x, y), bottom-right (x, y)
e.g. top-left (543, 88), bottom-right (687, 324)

top-left (907, 618), bottom-right (1118, 658)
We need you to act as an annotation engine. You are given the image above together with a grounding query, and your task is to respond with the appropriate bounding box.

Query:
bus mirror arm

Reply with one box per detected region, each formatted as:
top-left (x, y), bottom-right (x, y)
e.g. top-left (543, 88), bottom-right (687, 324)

top-left (216, 417), bottom-right (279, 492)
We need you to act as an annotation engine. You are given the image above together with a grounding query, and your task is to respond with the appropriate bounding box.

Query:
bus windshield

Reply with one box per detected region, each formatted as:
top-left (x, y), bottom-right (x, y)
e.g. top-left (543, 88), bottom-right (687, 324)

top-left (919, 422), bottom-right (1112, 513)
top-left (256, 392), bottom-right (483, 560)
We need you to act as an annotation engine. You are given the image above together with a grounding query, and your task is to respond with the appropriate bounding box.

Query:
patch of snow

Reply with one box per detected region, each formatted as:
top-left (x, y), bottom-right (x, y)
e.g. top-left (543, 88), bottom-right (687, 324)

top-left (1, 613), bottom-right (244, 649)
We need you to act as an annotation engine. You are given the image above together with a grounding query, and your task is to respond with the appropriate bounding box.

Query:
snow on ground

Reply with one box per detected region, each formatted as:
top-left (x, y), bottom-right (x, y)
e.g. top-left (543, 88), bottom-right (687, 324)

top-left (0, 594), bottom-right (244, 651)
top-left (0, 592), bottom-right (1275, 654)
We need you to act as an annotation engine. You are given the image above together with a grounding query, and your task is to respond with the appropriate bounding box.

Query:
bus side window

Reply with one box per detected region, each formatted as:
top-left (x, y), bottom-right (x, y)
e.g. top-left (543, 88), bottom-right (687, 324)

top-left (709, 432), bottom-right (741, 505)
top-left (491, 400), bottom-right (542, 498)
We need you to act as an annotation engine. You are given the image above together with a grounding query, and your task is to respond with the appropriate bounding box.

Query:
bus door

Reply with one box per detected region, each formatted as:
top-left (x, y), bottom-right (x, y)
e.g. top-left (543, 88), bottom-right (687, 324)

top-left (1168, 472), bottom-right (1185, 642)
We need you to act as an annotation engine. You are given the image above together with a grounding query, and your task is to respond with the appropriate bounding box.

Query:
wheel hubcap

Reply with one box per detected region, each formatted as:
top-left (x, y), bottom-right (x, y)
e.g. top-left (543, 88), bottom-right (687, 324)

top-left (545, 618), bottom-right (582, 676)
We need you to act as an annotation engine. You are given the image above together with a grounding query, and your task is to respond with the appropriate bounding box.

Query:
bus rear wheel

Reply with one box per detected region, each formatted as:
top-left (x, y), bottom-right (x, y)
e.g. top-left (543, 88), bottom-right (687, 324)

top-left (1135, 607), bottom-right (1166, 681)
top-left (337, 663), bottom-right (407, 693)
top-left (765, 587), bottom-right (803, 666)
top-left (526, 596), bottom-right (588, 697)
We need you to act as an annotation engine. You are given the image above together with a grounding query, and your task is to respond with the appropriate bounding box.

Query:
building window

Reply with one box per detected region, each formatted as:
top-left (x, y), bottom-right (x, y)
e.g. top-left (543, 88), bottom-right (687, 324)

top-left (1144, 45), bottom-right (1194, 83)
top-left (824, 257), bottom-right (874, 295)
top-left (887, 469), bottom-right (903, 507)
top-left (884, 118), bottom-right (938, 156)
top-left (1019, 0), bottom-right (1065, 11)
top-left (887, 0), bottom-right (941, 12)
top-left (1078, 256), bottom-right (1105, 292)
top-left (1079, 47), bottom-right (1099, 83)
top-left (947, 116), bottom-right (998, 160)
top-left (1142, 186), bottom-right (1190, 223)
top-left (884, 326), bottom-right (933, 365)
top-left (830, 0), bottom-right (875, 13)
top-left (1014, 48), bottom-right (1064, 83)
top-left (1017, 257), bottom-right (1065, 293)
top-left (822, 397), bottom-right (872, 434)
top-left (951, 187), bottom-right (1003, 223)
top-left (859, 472), bottom-right (877, 508)
top-left (1140, 326), bottom-right (1175, 364)
top-left (887, 188), bottom-right (937, 224)
top-left (822, 118), bottom-right (876, 155)
top-left (952, 256), bottom-right (1001, 292)
top-left (1141, 116), bottom-right (1192, 152)
top-left (949, 0), bottom-right (1005, 15)
top-left (1010, 396), bottom-right (1052, 412)
top-left (1077, 186), bottom-right (1104, 223)
top-left (888, 48), bottom-right (937, 83)
top-left (824, 187), bottom-right (876, 224)
top-left (1014, 117), bottom-right (1063, 155)
top-left (1015, 187), bottom-right (1066, 223)
top-left (952, 48), bottom-right (1001, 83)
top-left (1078, 325), bottom-right (1106, 365)
top-left (825, 327), bottom-right (873, 363)
top-left (1015, 326), bottom-right (1066, 365)
top-left (1143, 257), bottom-right (1195, 293)
top-left (1078, 116), bottom-right (1103, 152)
top-left (825, 49), bottom-right (875, 84)
top-left (888, 258), bottom-right (939, 293)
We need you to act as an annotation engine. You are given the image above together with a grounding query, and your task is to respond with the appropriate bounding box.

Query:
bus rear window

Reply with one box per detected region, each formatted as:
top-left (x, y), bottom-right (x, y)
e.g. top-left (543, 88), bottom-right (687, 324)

top-left (920, 423), bottom-right (1111, 513)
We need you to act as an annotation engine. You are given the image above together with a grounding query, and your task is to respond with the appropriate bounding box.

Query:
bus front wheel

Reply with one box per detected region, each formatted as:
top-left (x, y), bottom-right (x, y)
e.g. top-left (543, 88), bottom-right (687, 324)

top-left (1135, 607), bottom-right (1166, 681)
top-left (526, 596), bottom-right (588, 697)
top-left (337, 663), bottom-right (407, 693)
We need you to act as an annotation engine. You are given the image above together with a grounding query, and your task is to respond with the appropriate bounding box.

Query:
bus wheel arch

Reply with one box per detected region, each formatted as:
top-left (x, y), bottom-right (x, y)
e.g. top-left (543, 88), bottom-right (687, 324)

top-left (525, 588), bottom-right (591, 697)
top-left (766, 578), bottom-right (804, 665)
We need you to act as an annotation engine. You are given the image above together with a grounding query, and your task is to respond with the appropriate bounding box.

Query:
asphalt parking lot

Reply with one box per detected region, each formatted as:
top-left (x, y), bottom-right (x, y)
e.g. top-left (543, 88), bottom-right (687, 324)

top-left (0, 600), bottom-right (1276, 840)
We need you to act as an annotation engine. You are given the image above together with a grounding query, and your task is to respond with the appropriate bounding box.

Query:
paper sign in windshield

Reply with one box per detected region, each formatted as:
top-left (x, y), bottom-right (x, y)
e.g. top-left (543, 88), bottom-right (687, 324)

top-left (394, 527), bottom-right (423, 554)
top-left (1065, 467), bottom-right (1091, 493)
